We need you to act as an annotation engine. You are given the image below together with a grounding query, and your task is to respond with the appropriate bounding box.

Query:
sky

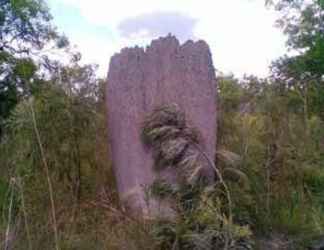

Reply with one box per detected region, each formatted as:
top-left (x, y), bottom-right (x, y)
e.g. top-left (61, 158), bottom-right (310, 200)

top-left (47, 0), bottom-right (288, 78)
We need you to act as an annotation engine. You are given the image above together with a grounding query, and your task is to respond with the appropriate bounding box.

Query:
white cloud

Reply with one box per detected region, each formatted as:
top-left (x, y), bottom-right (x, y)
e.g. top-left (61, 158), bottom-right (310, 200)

top-left (49, 0), bottom-right (287, 77)
top-left (118, 12), bottom-right (197, 42)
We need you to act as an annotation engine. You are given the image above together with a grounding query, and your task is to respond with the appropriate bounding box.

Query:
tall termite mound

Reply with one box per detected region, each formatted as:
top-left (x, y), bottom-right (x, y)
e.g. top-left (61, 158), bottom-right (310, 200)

top-left (106, 35), bottom-right (217, 217)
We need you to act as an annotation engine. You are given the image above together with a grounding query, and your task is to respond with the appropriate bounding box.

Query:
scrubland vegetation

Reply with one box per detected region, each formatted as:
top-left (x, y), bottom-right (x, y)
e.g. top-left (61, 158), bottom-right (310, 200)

top-left (0, 0), bottom-right (324, 249)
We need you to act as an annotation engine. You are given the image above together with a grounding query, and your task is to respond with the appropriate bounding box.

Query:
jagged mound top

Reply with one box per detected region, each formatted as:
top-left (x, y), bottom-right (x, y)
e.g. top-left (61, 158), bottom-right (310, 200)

top-left (112, 34), bottom-right (210, 59)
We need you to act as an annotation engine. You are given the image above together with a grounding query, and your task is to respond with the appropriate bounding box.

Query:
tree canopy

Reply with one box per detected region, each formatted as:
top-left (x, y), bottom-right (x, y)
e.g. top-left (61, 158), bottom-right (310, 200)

top-left (0, 0), bottom-right (68, 134)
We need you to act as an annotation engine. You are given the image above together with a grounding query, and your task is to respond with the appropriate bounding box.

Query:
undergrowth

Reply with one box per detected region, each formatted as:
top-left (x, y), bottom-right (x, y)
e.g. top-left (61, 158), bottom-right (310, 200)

top-left (142, 103), bottom-right (253, 249)
top-left (0, 76), bottom-right (324, 249)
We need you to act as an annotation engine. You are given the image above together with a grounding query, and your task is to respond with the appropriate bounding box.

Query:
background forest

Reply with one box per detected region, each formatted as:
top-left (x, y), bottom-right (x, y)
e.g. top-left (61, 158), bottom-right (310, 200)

top-left (0, 0), bottom-right (324, 249)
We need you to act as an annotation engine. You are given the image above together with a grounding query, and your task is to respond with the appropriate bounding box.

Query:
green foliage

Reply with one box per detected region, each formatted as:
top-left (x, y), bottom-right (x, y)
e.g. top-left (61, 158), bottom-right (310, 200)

top-left (13, 58), bottom-right (37, 80)
top-left (218, 75), bottom-right (324, 248)
top-left (0, 0), bottom-right (58, 52)
top-left (149, 184), bottom-right (253, 250)
top-left (269, 0), bottom-right (324, 122)
top-left (0, 0), bottom-right (69, 135)
top-left (0, 62), bottom-right (114, 249)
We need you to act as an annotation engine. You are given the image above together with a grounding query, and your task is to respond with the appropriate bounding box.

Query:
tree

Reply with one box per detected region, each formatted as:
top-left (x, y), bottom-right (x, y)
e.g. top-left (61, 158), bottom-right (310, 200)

top-left (0, 0), bottom-right (68, 135)
top-left (269, 0), bottom-right (324, 78)
top-left (0, 61), bottom-right (109, 249)
top-left (268, 0), bottom-right (324, 119)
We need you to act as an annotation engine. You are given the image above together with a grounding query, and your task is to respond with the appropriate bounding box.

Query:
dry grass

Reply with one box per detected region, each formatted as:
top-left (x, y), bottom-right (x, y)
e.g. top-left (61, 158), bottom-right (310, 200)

top-left (142, 104), bottom-right (203, 182)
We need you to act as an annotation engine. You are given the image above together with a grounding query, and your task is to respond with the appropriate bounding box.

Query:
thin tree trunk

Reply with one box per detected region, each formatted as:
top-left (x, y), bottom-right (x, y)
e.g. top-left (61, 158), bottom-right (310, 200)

top-left (29, 100), bottom-right (60, 250)
top-left (192, 143), bottom-right (233, 250)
